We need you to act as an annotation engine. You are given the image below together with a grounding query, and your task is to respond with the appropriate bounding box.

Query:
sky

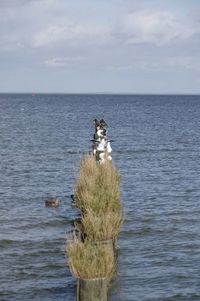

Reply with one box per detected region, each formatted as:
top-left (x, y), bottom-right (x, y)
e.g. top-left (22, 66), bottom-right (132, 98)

top-left (0, 0), bottom-right (200, 94)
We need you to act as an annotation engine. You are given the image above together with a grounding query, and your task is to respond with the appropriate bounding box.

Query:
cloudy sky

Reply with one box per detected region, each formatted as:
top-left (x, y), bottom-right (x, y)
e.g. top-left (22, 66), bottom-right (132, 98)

top-left (0, 0), bottom-right (200, 93)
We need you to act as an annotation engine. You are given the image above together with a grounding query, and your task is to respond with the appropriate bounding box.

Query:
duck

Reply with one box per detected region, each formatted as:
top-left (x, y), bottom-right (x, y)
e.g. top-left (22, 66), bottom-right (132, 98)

top-left (70, 194), bottom-right (80, 207)
top-left (45, 198), bottom-right (60, 207)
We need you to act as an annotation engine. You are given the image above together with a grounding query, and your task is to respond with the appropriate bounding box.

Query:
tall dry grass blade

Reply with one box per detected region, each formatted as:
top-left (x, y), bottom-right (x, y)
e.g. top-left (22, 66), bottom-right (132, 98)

top-left (67, 236), bottom-right (115, 279)
top-left (81, 210), bottom-right (123, 242)
top-left (74, 155), bottom-right (121, 213)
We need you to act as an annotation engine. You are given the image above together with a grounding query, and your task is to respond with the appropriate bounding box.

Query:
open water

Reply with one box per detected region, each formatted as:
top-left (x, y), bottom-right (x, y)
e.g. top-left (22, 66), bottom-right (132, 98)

top-left (0, 94), bottom-right (200, 301)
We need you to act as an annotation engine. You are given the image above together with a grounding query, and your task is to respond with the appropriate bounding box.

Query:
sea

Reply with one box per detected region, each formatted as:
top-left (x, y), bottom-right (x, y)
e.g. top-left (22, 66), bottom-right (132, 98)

top-left (0, 94), bottom-right (200, 301)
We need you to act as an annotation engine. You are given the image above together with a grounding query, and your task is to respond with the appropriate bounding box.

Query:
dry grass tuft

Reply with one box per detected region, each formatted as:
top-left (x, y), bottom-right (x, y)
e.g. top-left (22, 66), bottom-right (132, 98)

top-left (67, 236), bottom-right (115, 279)
top-left (80, 209), bottom-right (123, 241)
top-left (74, 155), bottom-right (121, 213)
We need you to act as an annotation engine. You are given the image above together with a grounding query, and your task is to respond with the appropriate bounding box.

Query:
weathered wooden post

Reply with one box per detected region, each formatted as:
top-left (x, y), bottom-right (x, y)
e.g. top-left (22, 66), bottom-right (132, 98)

top-left (77, 278), bottom-right (108, 301)
top-left (67, 239), bottom-right (114, 301)
top-left (67, 119), bottom-right (123, 301)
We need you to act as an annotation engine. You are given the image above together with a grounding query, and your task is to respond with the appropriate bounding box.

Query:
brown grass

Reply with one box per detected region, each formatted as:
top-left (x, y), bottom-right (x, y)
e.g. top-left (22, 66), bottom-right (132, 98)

top-left (80, 209), bottom-right (123, 241)
top-left (74, 155), bottom-right (121, 213)
top-left (67, 235), bottom-right (115, 279)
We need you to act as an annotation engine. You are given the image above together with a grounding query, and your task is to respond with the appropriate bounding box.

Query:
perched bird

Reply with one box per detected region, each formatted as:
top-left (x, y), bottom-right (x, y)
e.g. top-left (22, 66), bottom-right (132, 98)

top-left (106, 142), bottom-right (112, 153)
top-left (92, 118), bottom-right (110, 163)
top-left (99, 158), bottom-right (105, 164)
top-left (99, 119), bottom-right (108, 128)
top-left (97, 144), bottom-right (105, 151)
top-left (99, 152), bottom-right (105, 160)
top-left (45, 198), bottom-right (60, 207)
top-left (97, 139), bottom-right (106, 151)
top-left (97, 129), bottom-right (106, 138)
top-left (93, 133), bottom-right (99, 140)
top-left (93, 119), bottom-right (100, 132)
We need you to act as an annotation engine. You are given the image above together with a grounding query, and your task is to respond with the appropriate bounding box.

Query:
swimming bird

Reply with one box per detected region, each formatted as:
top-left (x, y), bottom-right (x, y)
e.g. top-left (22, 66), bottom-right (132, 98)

top-left (70, 194), bottom-right (80, 207)
top-left (45, 198), bottom-right (60, 207)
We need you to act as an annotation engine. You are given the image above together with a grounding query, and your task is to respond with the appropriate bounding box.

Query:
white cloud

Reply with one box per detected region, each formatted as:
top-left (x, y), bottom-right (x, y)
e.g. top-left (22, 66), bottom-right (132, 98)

top-left (33, 25), bottom-right (70, 47)
top-left (117, 10), bottom-right (199, 46)
top-left (163, 56), bottom-right (200, 71)
top-left (32, 22), bottom-right (111, 48)
top-left (0, 0), bottom-right (111, 50)
top-left (0, 2), bottom-right (199, 51)
top-left (106, 56), bottom-right (200, 73)
top-left (1, 0), bottom-right (200, 93)
top-left (0, 0), bottom-right (34, 7)
top-left (106, 61), bottom-right (151, 71)
top-left (45, 56), bottom-right (84, 67)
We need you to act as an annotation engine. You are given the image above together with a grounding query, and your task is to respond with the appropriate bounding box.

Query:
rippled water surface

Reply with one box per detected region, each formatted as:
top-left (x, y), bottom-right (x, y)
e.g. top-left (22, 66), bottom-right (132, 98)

top-left (1, 94), bottom-right (200, 301)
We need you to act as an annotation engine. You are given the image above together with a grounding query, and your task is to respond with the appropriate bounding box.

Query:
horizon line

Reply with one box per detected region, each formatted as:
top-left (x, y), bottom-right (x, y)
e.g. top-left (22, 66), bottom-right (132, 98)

top-left (0, 92), bottom-right (200, 96)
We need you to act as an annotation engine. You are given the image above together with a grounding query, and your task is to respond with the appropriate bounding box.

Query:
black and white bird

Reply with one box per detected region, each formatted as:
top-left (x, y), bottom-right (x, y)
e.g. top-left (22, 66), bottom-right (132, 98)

top-left (106, 141), bottom-right (112, 153)
top-left (96, 128), bottom-right (105, 138)
top-left (99, 119), bottom-right (108, 128)
top-left (93, 133), bottom-right (99, 140)
top-left (93, 119), bottom-right (101, 132)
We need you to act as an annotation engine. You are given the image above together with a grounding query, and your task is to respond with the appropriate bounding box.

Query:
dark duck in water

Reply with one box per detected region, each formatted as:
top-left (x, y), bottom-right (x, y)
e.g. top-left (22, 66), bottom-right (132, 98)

top-left (45, 198), bottom-right (60, 207)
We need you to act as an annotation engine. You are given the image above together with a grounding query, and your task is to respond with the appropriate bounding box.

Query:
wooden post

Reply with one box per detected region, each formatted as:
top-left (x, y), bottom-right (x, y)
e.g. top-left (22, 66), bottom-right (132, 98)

top-left (67, 119), bottom-right (122, 301)
top-left (77, 278), bottom-right (108, 301)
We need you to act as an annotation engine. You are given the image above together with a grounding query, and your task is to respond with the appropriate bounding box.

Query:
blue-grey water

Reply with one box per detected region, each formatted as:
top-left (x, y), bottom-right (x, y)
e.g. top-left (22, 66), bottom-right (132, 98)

top-left (1, 94), bottom-right (200, 301)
